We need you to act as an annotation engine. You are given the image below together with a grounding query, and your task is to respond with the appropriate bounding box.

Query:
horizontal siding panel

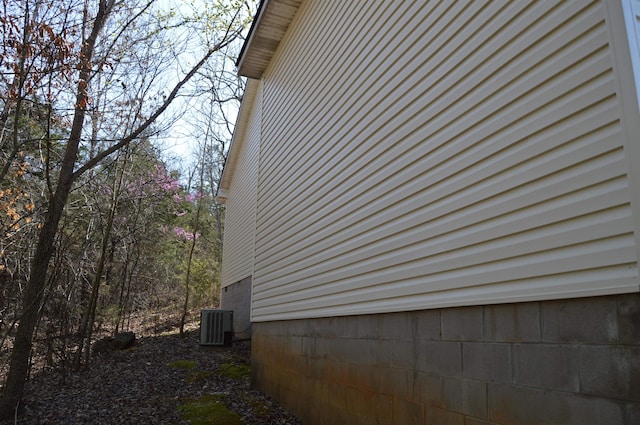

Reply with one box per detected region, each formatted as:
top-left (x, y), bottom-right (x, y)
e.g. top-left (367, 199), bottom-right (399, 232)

top-left (258, 85), bottom-right (623, 271)
top-left (220, 85), bottom-right (262, 287)
top-left (255, 180), bottom-right (632, 301)
top-left (257, 3), bottom-right (610, 258)
top-left (250, 0), bottom-right (639, 320)
top-left (257, 80), bottom-right (621, 280)
top-left (260, 0), bottom-right (415, 153)
top-left (257, 1), bottom-right (596, 227)
top-left (254, 265), bottom-right (638, 320)
top-left (255, 233), bottom-right (636, 306)
top-left (258, 0), bottom-right (438, 200)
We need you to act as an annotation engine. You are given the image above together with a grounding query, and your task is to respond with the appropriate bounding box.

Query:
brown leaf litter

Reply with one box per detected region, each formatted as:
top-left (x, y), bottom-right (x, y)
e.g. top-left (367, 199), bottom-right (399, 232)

top-left (1, 328), bottom-right (301, 424)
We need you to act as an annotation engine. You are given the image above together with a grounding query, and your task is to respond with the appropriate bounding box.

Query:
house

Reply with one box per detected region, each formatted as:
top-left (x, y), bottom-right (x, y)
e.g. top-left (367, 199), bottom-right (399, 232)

top-left (217, 0), bottom-right (640, 423)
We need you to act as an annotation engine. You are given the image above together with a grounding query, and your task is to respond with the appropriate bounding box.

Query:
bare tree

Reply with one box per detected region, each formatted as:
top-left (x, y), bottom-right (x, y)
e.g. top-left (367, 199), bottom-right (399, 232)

top-left (0, 0), bottom-right (245, 418)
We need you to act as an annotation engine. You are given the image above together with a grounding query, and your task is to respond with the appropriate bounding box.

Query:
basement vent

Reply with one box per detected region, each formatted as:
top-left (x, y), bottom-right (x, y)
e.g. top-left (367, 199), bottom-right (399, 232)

top-left (200, 309), bottom-right (233, 346)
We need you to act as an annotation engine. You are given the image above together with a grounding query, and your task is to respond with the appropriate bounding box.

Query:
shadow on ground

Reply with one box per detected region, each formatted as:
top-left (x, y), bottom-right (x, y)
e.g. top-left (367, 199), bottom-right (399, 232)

top-left (1, 328), bottom-right (300, 425)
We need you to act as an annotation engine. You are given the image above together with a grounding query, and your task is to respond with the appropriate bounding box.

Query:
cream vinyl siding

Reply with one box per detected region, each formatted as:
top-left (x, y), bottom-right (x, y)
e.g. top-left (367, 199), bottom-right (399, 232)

top-left (220, 83), bottom-right (262, 288)
top-left (251, 0), bottom-right (640, 320)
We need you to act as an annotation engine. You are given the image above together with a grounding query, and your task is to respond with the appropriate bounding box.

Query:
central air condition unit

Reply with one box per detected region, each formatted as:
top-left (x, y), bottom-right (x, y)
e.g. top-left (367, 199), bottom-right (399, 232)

top-left (200, 309), bottom-right (233, 346)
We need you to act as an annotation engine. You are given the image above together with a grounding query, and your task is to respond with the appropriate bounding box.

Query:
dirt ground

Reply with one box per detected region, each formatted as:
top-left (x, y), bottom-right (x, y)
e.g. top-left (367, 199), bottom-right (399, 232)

top-left (0, 323), bottom-right (301, 424)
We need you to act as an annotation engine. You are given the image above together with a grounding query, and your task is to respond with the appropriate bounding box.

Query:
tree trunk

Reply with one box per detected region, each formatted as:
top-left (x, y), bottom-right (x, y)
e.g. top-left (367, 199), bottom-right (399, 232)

top-left (0, 1), bottom-right (113, 418)
top-left (120, 244), bottom-right (140, 332)
top-left (0, 177), bottom-right (75, 418)
top-left (180, 141), bottom-right (207, 337)
top-left (179, 236), bottom-right (196, 337)
top-left (74, 152), bottom-right (124, 369)
top-left (114, 251), bottom-right (130, 335)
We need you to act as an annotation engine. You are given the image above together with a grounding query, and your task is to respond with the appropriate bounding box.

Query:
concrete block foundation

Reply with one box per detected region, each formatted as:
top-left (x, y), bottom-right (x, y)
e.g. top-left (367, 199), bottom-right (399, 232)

top-left (251, 293), bottom-right (640, 425)
top-left (220, 276), bottom-right (252, 340)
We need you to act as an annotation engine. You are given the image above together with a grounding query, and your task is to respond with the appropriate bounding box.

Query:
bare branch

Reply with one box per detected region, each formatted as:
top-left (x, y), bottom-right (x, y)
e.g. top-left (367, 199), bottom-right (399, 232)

top-left (72, 29), bottom-right (241, 181)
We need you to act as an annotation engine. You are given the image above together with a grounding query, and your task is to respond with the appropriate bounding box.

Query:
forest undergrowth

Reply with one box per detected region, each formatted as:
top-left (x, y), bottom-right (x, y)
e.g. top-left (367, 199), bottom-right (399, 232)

top-left (0, 311), bottom-right (300, 424)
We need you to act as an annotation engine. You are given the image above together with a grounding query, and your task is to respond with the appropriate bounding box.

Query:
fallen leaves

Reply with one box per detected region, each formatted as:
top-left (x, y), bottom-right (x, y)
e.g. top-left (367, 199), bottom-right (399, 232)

top-left (3, 329), bottom-right (300, 425)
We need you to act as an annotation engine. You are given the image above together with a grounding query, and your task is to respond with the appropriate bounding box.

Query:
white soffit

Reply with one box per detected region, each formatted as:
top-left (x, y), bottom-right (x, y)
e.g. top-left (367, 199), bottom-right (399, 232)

top-left (236, 0), bottom-right (302, 79)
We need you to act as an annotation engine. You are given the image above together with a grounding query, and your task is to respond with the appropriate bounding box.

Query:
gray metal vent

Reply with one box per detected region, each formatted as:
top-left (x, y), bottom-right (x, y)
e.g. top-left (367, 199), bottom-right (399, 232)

top-left (200, 309), bottom-right (233, 346)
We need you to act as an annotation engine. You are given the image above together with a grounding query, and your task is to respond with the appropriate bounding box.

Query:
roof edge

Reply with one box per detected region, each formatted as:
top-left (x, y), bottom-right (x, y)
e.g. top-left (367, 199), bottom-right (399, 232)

top-left (235, 0), bottom-right (268, 75)
top-left (235, 0), bottom-right (302, 79)
top-left (216, 79), bottom-right (261, 202)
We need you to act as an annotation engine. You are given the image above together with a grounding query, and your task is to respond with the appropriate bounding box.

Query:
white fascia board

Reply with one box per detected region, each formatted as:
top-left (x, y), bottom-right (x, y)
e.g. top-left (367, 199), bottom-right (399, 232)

top-left (605, 0), bottom-right (640, 286)
top-left (621, 0), bottom-right (640, 103)
top-left (235, 0), bottom-right (269, 78)
top-left (216, 79), bottom-right (260, 203)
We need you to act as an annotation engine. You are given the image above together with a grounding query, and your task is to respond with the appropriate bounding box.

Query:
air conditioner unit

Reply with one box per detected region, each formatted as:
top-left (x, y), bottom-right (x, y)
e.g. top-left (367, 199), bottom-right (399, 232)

top-left (200, 309), bottom-right (233, 346)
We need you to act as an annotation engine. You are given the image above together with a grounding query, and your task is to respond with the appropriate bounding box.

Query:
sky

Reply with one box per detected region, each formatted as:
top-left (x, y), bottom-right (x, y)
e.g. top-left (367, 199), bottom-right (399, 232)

top-left (153, 0), bottom-right (254, 173)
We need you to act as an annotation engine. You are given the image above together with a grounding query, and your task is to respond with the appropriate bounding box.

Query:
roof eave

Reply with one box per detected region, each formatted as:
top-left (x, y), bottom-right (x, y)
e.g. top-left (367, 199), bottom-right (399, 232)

top-left (235, 0), bottom-right (302, 79)
top-left (218, 1), bottom-right (301, 201)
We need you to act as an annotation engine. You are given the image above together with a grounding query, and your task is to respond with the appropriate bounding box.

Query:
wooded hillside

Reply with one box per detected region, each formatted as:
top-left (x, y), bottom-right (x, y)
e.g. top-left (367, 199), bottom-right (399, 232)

top-left (0, 0), bottom-right (255, 420)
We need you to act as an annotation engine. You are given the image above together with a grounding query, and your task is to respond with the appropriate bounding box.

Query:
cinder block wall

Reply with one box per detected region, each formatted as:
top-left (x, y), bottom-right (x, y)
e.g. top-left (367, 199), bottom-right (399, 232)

top-left (251, 293), bottom-right (640, 425)
top-left (220, 276), bottom-right (252, 339)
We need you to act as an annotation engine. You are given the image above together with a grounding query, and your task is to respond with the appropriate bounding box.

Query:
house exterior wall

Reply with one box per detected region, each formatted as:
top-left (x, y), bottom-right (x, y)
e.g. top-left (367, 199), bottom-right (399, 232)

top-left (218, 80), bottom-right (261, 337)
top-left (219, 0), bottom-right (640, 423)
top-left (251, 0), bottom-right (640, 322)
top-left (220, 275), bottom-right (253, 339)
top-left (220, 80), bottom-right (262, 290)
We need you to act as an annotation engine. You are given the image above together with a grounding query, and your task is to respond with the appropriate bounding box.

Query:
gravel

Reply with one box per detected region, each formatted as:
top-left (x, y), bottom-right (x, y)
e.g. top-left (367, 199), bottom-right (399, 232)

top-left (2, 329), bottom-right (301, 425)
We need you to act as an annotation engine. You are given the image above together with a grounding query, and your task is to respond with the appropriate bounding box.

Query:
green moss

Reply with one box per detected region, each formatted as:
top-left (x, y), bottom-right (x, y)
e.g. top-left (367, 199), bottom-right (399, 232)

top-left (219, 363), bottom-right (251, 380)
top-left (125, 345), bottom-right (142, 352)
top-left (249, 399), bottom-right (270, 418)
top-left (178, 394), bottom-right (243, 425)
top-left (167, 359), bottom-right (197, 370)
top-left (187, 370), bottom-right (211, 383)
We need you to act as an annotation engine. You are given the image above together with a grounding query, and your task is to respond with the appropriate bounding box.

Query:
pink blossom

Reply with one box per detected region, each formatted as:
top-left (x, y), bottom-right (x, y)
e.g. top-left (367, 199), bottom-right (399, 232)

top-left (161, 179), bottom-right (180, 192)
top-left (185, 192), bottom-right (205, 203)
top-left (173, 226), bottom-right (200, 240)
